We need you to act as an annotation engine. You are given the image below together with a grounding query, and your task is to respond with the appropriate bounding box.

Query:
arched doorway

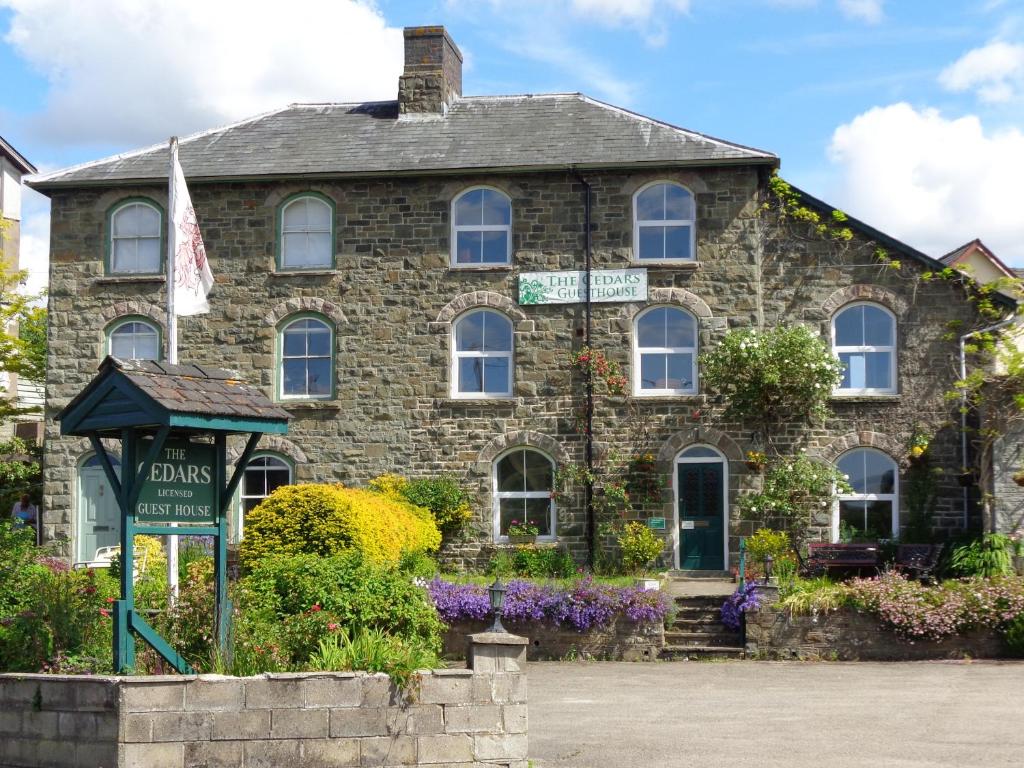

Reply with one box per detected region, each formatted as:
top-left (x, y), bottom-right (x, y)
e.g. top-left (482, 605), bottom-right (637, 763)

top-left (674, 445), bottom-right (728, 570)
top-left (76, 453), bottom-right (121, 565)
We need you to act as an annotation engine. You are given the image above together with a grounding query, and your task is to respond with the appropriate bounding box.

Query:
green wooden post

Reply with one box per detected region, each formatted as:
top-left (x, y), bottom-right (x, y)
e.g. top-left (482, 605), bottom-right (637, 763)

top-left (214, 433), bottom-right (230, 663)
top-left (738, 536), bottom-right (747, 590)
top-left (117, 429), bottom-right (137, 673)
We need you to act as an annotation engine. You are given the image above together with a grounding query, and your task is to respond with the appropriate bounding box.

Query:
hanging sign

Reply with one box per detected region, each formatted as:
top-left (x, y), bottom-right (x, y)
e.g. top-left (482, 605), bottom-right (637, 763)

top-left (518, 268), bottom-right (647, 305)
top-left (135, 439), bottom-right (216, 523)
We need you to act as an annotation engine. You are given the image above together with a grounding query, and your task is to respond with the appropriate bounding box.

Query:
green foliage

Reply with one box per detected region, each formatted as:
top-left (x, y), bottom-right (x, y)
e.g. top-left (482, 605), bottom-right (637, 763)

top-left (618, 522), bottom-right (663, 575)
top-left (903, 459), bottom-right (940, 543)
top-left (745, 528), bottom-right (791, 561)
top-left (0, 249), bottom-right (46, 426)
top-left (488, 545), bottom-right (576, 579)
top-left (397, 550), bottom-right (440, 581)
top-left (0, 437), bottom-right (42, 513)
top-left (236, 552), bottom-right (444, 666)
top-left (307, 627), bottom-right (439, 690)
top-left (371, 473), bottom-right (473, 537)
top-left (739, 455), bottom-right (849, 550)
top-left (0, 519), bottom-right (43, 630)
top-left (239, 483), bottom-right (440, 570)
top-left (778, 577), bottom-right (850, 615)
top-left (700, 325), bottom-right (843, 430)
top-left (949, 534), bottom-right (1013, 578)
top-left (1004, 613), bottom-right (1024, 657)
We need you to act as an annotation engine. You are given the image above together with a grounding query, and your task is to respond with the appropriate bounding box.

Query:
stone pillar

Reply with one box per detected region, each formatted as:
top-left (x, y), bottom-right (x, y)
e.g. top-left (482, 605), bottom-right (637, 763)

top-left (467, 632), bottom-right (529, 673)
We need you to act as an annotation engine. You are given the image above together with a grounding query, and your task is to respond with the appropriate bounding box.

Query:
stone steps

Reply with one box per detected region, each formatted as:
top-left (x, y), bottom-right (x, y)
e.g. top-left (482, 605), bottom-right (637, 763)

top-left (659, 645), bottom-right (745, 661)
top-left (664, 630), bottom-right (743, 648)
top-left (659, 593), bottom-right (744, 660)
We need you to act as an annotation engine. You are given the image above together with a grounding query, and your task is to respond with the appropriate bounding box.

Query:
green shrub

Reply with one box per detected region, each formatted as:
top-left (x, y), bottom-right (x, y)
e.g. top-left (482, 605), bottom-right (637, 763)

top-left (1004, 613), bottom-right (1024, 657)
top-left (371, 474), bottom-right (473, 536)
top-left (239, 484), bottom-right (441, 569)
top-left (236, 552), bottom-right (444, 665)
top-left (619, 522), bottom-right (663, 575)
top-left (0, 519), bottom-right (43, 628)
top-left (949, 534), bottom-right (1013, 578)
top-left (398, 550), bottom-right (440, 581)
top-left (488, 545), bottom-right (576, 578)
top-left (745, 528), bottom-right (791, 562)
top-left (307, 627), bottom-right (439, 690)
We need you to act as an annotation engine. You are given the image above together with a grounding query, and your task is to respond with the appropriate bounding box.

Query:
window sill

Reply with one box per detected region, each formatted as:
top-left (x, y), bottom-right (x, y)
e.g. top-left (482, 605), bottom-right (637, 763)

top-left (830, 395), bottom-right (900, 404)
top-left (496, 538), bottom-right (558, 545)
top-left (447, 265), bottom-right (513, 273)
top-left (279, 400), bottom-right (341, 411)
top-left (628, 394), bottom-right (704, 404)
top-left (630, 260), bottom-right (701, 270)
top-left (95, 275), bottom-right (165, 285)
top-left (270, 269), bottom-right (338, 277)
top-left (441, 397), bottom-right (517, 407)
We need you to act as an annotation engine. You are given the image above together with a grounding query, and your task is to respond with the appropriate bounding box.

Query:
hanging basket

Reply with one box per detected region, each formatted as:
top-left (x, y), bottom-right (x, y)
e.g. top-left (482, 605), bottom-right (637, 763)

top-left (745, 461), bottom-right (766, 473)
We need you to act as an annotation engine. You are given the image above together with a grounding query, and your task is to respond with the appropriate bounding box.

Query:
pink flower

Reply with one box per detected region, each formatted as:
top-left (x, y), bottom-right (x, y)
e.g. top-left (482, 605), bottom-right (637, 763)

top-left (310, 604), bottom-right (322, 612)
top-left (99, 609), bottom-right (110, 618)
top-left (328, 623), bottom-right (339, 631)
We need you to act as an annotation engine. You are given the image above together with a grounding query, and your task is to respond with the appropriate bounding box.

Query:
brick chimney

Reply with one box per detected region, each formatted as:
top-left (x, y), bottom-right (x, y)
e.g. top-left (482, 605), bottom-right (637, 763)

top-left (398, 26), bottom-right (463, 116)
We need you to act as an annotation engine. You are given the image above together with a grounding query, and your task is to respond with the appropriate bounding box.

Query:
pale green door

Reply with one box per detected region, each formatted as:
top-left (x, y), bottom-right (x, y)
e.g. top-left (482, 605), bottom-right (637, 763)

top-left (77, 455), bottom-right (121, 564)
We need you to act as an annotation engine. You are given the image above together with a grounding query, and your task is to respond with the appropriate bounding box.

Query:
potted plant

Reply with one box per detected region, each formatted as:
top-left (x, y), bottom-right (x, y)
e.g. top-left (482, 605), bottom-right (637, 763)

top-left (909, 431), bottom-right (930, 463)
top-left (745, 450), bottom-right (768, 472)
top-left (507, 519), bottom-right (540, 545)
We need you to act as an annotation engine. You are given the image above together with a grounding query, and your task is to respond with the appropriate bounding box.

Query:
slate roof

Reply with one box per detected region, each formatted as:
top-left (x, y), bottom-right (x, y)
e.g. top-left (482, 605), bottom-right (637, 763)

top-left (28, 94), bottom-right (777, 190)
top-left (0, 135), bottom-right (36, 175)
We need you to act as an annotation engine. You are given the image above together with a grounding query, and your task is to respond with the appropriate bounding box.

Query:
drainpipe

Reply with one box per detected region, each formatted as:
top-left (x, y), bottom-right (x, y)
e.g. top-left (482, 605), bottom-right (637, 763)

top-left (959, 314), bottom-right (1017, 531)
top-left (574, 171), bottom-right (595, 568)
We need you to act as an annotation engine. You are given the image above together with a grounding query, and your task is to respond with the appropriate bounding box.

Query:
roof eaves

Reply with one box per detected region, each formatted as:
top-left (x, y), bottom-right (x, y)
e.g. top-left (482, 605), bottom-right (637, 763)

top-left (0, 136), bottom-right (37, 174)
top-left (789, 185), bottom-right (1017, 311)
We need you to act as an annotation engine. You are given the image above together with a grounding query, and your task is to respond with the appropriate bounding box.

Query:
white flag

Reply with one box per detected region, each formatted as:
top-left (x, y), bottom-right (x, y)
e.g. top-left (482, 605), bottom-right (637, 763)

top-left (171, 154), bottom-right (213, 316)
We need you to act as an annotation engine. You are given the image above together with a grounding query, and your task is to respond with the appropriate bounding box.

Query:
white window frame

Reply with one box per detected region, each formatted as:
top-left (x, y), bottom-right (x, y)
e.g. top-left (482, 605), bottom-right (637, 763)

top-left (632, 181), bottom-right (696, 263)
top-left (632, 305), bottom-right (698, 396)
top-left (833, 448), bottom-right (900, 542)
top-left (450, 186), bottom-right (512, 267)
top-left (106, 317), bottom-right (161, 361)
top-left (278, 315), bottom-right (334, 401)
top-left (832, 302), bottom-right (897, 395)
top-left (110, 200), bottom-right (162, 274)
top-left (280, 195), bottom-right (334, 269)
top-left (237, 452), bottom-right (293, 540)
top-left (451, 309), bottom-right (514, 399)
top-left (492, 447), bottom-right (557, 543)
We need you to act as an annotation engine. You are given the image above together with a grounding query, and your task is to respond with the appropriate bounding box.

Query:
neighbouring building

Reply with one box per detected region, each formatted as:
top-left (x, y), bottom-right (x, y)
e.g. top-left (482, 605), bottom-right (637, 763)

top-left (0, 135), bottom-right (42, 445)
top-left (29, 26), bottom-right (1017, 568)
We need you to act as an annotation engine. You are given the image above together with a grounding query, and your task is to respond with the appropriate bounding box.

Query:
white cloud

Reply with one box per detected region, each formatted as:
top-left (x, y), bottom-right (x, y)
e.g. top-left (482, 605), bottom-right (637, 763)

top-left (827, 103), bottom-right (1024, 263)
top-left (568, 0), bottom-right (689, 26)
top-left (17, 187), bottom-right (49, 301)
top-left (939, 40), bottom-right (1024, 104)
top-left (837, 0), bottom-right (883, 24)
top-left (1, 0), bottom-right (403, 147)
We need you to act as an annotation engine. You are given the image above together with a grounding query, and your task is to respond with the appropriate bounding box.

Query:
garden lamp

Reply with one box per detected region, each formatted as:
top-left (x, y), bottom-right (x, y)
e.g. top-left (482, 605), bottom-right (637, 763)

top-left (764, 554), bottom-right (774, 584)
top-left (488, 578), bottom-right (507, 633)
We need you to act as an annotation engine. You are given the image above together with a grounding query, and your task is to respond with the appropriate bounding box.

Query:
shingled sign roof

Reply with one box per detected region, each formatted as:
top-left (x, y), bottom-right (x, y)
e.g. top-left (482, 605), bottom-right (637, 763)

top-left (28, 94), bottom-right (777, 190)
top-left (58, 357), bottom-right (290, 436)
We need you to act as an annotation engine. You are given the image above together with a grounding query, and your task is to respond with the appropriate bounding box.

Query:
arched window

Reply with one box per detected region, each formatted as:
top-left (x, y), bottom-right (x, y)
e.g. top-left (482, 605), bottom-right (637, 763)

top-left (107, 318), bottom-right (160, 360)
top-left (832, 303), bottom-right (896, 394)
top-left (451, 187), bottom-right (512, 266)
top-left (279, 194), bottom-right (334, 269)
top-left (835, 448), bottom-right (899, 541)
top-left (633, 182), bottom-right (695, 261)
top-left (634, 306), bottom-right (697, 395)
top-left (109, 200), bottom-right (162, 274)
top-left (279, 315), bottom-right (333, 399)
top-left (493, 447), bottom-right (555, 540)
top-left (452, 309), bottom-right (513, 398)
top-left (238, 453), bottom-right (293, 538)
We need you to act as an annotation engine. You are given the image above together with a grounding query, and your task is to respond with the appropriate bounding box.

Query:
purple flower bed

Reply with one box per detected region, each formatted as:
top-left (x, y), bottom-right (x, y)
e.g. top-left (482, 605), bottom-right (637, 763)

top-left (426, 577), bottom-right (669, 632)
top-left (721, 583), bottom-right (761, 631)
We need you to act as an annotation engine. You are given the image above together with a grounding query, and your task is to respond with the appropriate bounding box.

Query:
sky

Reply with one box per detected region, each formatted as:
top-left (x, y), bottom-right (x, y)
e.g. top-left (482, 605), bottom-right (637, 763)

top-left (1, 0), bottom-right (1023, 296)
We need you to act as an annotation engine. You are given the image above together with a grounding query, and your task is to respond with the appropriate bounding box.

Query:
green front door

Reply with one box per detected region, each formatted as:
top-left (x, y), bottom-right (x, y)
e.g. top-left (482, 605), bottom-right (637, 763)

top-left (678, 460), bottom-right (725, 570)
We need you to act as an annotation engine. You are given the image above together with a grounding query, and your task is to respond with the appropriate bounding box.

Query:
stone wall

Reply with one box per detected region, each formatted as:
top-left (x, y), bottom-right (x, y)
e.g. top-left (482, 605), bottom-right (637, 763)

top-left (744, 604), bottom-right (1008, 661)
top-left (42, 164), bottom-right (990, 566)
top-left (442, 618), bottom-right (664, 662)
top-left (0, 647), bottom-right (528, 767)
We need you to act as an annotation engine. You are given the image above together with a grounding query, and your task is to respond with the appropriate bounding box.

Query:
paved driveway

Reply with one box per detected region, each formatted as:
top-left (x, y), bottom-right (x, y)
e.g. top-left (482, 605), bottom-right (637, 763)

top-left (527, 660), bottom-right (1024, 768)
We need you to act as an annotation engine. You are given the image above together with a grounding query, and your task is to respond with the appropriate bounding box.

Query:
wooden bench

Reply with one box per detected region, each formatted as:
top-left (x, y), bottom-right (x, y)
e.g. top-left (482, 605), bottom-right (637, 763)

top-left (805, 542), bottom-right (879, 576)
top-left (894, 543), bottom-right (944, 583)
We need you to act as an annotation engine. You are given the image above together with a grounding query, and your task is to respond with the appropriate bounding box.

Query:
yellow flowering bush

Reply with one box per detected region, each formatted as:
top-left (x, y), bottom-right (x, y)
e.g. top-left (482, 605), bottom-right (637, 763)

top-left (239, 484), bottom-right (440, 569)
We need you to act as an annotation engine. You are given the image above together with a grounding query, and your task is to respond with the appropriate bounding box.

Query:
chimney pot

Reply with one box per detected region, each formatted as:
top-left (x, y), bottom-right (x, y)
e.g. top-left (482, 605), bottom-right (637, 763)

top-left (398, 26), bottom-right (463, 116)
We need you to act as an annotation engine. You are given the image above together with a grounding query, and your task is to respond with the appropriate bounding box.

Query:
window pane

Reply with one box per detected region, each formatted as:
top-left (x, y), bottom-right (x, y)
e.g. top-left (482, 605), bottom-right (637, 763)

top-left (664, 225), bottom-right (692, 260)
top-left (863, 306), bottom-right (893, 346)
top-left (481, 190), bottom-right (511, 225)
top-left (839, 353), bottom-right (866, 389)
top-left (637, 226), bottom-right (663, 260)
top-left (244, 466), bottom-right (268, 498)
top-left (839, 500), bottom-right (868, 534)
top-left (636, 185), bottom-right (664, 221)
top-left (482, 312), bottom-right (512, 352)
top-left (523, 450), bottom-right (553, 491)
top-left (283, 329), bottom-right (306, 357)
top-left (640, 353), bottom-right (665, 390)
top-left (837, 451), bottom-right (865, 493)
top-left (664, 185), bottom-right (694, 220)
top-left (666, 353), bottom-right (693, 390)
top-left (458, 357), bottom-right (483, 393)
top-left (137, 204), bottom-right (161, 236)
top-left (637, 308), bottom-right (666, 347)
top-left (680, 446), bottom-right (719, 459)
top-left (306, 325), bottom-right (331, 357)
top-left (455, 231), bottom-right (482, 264)
top-left (306, 199), bottom-right (332, 229)
top-left (112, 239), bottom-right (137, 272)
top-left (498, 452), bottom-right (526, 492)
top-left (266, 467), bottom-right (291, 495)
top-left (834, 306), bottom-right (863, 346)
top-left (664, 309), bottom-right (695, 347)
top-left (306, 232), bottom-right (332, 266)
top-left (483, 357), bottom-right (510, 394)
top-left (864, 451), bottom-right (896, 494)
top-left (456, 313), bottom-right (485, 352)
top-left (524, 497), bottom-right (552, 536)
top-left (865, 352), bottom-right (892, 389)
top-left (137, 238), bottom-right (161, 272)
top-left (481, 231), bottom-right (508, 263)
top-left (283, 233), bottom-right (310, 266)
top-left (134, 332), bottom-right (159, 361)
top-left (113, 206), bottom-right (140, 237)
top-left (455, 189), bottom-right (483, 226)
top-left (866, 500), bottom-right (893, 538)
top-left (283, 199), bottom-right (313, 229)
top-left (307, 358), bottom-right (332, 396)
top-left (282, 360), bottom-right (306, 395)
top-left (499, 498), bottom-right (526, 535)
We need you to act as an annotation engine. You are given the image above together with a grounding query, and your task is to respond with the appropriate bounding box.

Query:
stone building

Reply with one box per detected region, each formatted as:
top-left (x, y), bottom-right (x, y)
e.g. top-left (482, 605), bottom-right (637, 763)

top-left (29, 26), bottom-right (1015, 568)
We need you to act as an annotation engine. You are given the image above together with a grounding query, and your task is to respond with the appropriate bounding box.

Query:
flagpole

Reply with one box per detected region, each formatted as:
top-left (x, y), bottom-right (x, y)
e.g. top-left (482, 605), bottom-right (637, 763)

top-left (166, 136), bottom-right (180, 601)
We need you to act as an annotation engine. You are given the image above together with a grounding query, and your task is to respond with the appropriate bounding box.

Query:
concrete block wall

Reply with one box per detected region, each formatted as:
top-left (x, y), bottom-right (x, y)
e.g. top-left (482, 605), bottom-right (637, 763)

top-left (0, 668), bottom-right (528, 768)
